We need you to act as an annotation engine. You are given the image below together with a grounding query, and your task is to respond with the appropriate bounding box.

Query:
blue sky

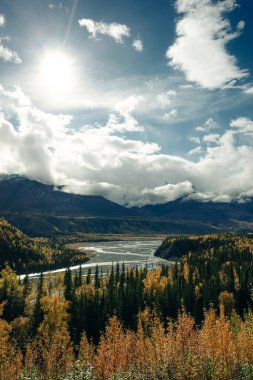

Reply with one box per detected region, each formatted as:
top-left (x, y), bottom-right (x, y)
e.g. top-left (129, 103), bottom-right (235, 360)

top-left (0, 0), bottom-right (253, 206)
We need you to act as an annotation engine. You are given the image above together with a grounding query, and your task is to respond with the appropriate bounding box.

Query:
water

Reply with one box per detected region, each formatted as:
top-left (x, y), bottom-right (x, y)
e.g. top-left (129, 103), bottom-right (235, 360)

top-left (20, 239), bottom-right (170, 279)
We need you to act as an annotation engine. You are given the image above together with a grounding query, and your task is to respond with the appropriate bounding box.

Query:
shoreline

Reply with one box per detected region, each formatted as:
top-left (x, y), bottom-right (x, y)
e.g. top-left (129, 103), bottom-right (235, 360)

top-left (64, 233), bottom-right (166, 251)
top-left (20, 238), bottom-right (167, 280)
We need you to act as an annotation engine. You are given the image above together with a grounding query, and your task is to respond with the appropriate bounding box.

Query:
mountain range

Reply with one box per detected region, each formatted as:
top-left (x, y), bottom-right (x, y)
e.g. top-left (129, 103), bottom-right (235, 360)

top-left (0, 174), bottom-right (252, 236)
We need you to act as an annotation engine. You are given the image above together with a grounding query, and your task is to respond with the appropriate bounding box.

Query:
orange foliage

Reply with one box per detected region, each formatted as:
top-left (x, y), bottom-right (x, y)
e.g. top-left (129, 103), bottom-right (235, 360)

top-left (25, 293), bottom-right (74, 380)
top-left (95, 316), bottom-right (137, 379)
top-left (0, 302), bottom-right (22, 380)
top-left (91, 307), bottom-right (253, 379)
top-left (143, 268), bottom-right (168, 295)
top-left (236, 311), bottom-right (253, 364)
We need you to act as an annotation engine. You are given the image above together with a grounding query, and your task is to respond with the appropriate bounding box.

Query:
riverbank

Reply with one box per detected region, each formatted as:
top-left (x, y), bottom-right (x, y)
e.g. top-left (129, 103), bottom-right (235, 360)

top-left (20, 239), bottom-right (170, 280)
top-left (63, 233), bottom-right (167, 250)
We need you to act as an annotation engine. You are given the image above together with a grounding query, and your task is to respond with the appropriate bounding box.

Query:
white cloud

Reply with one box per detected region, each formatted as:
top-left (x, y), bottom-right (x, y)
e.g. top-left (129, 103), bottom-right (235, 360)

top-left (109, 95), bottom-right (144, 132)
top-left (105, 113), bottom-right (144, 134)
top-left (157, 90), bottom-right (178, 120)
top-left (1, 85), bottom-right (253, 206)
top-left (0, 15), bottom-right (22, 64)
top-left (179, 84), bottom-right (194, 89)
top-left (115, 94), bottom-right (142, 116)
top-left (188, 136), bottom-right (200, 144)
top-left (244, 87), bottom-right (253, 95)
top-left (237, 20), bottom-right (245, 31)
top-left (166, 0), bottom-right (248, 89)
top-left (164, 109), bottom-right (178, 120)
top-left (132, 39), bottom-right (143, 52)
top-left (188, 146), bottom-right (203, 155)
top-left (48, 2), bottom-right (69, 12)
top-left (140, 181), bottom-right (193, 206)
top-left (157, 90), bottom-right (177, 108)
top-left (78, 18), bottom-right (130, 44)
top-left (203, 133), bottom-right (220, 144)
top-left (196, 118), bottom-right (219, 132)
top-left (0, 14), bottom-right (5, 27)
top-left (0, 40), bottom-right (22, 64)
top-left (230, 117), bottom-right (253, 134)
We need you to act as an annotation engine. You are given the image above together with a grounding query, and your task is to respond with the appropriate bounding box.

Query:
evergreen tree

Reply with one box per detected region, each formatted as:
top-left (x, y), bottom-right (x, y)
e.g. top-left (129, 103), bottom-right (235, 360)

top-left (30, 272), bottom-right (45, 335)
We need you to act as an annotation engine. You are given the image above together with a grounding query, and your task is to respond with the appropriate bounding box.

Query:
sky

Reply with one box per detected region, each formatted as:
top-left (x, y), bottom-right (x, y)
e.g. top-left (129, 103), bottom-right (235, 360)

top-left (0, 0), bottom-right (253, 206)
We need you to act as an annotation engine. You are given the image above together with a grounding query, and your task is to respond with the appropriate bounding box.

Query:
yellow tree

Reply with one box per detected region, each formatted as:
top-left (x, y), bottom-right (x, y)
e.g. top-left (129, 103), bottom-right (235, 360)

top-left (95, 316), bottom-right (137, 379)
top-left (199, 306), bottom-right (236, 379)
top-left (0, 302), bottom-right (22, 380)
top-left (26, 292), bottom-right (73, 380)
top-left (236, 311), bottom-right (253, 364)
top-left (219, 291), bottom-right (235, 317)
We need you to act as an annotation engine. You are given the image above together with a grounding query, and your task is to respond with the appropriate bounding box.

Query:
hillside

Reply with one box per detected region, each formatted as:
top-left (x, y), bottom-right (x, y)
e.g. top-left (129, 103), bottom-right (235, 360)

top-left (0, 218), bottom-right (88, 273)
top-left (134, 197), bottom-right (253, 230)
top-left (155, 232), bottom-right (253, 260)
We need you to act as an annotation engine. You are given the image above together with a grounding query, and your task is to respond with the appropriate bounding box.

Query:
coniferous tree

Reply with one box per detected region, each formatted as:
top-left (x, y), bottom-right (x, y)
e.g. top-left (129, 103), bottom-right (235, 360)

top-left (30, 272), bottom-right (45, 335)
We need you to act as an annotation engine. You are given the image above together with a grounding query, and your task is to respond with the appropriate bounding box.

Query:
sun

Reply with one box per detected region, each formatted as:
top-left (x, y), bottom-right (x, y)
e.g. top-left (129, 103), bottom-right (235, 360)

top-left (38, 50), bottom-right (76, 96)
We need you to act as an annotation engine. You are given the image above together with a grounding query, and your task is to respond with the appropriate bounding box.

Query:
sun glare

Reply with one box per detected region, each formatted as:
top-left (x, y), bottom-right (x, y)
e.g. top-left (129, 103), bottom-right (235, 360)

top-left (38, 50), bottom-right (76, 96)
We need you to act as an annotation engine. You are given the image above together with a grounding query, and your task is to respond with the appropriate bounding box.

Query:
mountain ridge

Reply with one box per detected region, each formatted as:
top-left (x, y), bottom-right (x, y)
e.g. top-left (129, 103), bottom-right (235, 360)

top-left (0, 174), bottom-right (253, 236)
top-left (0, 174), bottom-right (137, 217)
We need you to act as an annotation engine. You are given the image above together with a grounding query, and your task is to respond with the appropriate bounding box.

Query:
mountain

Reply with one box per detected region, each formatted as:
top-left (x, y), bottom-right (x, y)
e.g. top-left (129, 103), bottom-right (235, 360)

top-left (0, 174), bottom-right (137, 217)
top-left (0, 175), bottom-right (253, 236)
top-left (0, 175), bottom-right (144, 235)
top-left (134, 197), bottom-right (253, 230)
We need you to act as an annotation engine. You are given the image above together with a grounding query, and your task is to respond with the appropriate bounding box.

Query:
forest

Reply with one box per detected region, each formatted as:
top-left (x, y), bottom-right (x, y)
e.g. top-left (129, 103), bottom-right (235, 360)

top-left (0, 218), bottom-right (89, 273)
top-left (0, 231), bottom-right (253, 379)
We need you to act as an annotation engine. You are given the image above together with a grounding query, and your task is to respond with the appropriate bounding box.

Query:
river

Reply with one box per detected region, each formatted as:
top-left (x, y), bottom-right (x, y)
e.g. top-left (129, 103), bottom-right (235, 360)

top-left (20, 239), bottom-right (171, 279)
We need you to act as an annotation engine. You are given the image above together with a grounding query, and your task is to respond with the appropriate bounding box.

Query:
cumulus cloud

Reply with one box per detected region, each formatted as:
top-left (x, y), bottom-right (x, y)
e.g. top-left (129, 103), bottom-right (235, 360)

top-left (110, 95), bottom-right (144, 132)
top-left (188, 136), bottom-right (200, 144)
top-left (0, 14), bottom-right (5, 27)
top-left (244, 87), bottom-right (253, 95)
top-left (188, 146), bottom-right (203, 156)
top-left (157, 90), bottom-right (177, 108)
top-left (166, 0), bottom-right (248, 89)
top-left (237, 20), bottom-right (245, 31)
top-left (0, 15), bottom-right (22, 64)
top-left (230, 117), bottom-right (253, 134)
top-left (164, 109), bottom-right (178, 120)
top-left (78, 18), bottom-right (130, 44)
top-left (196, 118), bottom-right (219, 132)
top-left (0, 42), bottom-right (22, 64)
top-left (132, 39), bottom-right (143, 52)
top-left (203, 133), bottom-right (220, 144)
top-left (140, 181), bottom-right (193, 206)
top-left (1, 85), bottom-right (253, 206)
top-left (157, 90), bottom-right (177, 120)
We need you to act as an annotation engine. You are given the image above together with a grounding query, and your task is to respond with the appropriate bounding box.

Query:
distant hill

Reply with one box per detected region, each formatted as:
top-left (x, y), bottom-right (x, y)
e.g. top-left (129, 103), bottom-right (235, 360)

top-left (0, 217), bottom-right (41, 271)
top-left (0, 175), bottom-right (253, 236)
top-left (155, 232), bottom-right (253, 261)
top-left (134, 198), bottom-right (253, 231)
top-left (0, 218), bottom-right (88, 273)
